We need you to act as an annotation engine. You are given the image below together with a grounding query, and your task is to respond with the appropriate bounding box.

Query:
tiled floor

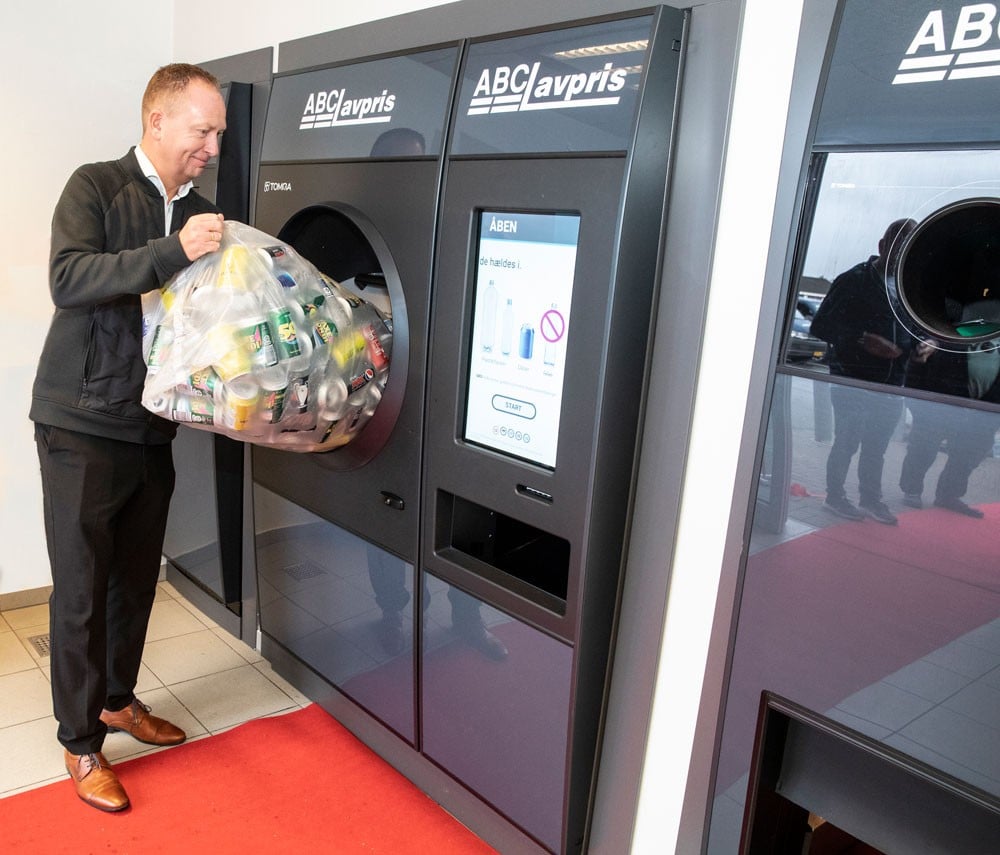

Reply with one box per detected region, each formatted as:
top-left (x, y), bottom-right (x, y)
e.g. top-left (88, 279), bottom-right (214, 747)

top-left (0, 581), bottom-right (310, 799)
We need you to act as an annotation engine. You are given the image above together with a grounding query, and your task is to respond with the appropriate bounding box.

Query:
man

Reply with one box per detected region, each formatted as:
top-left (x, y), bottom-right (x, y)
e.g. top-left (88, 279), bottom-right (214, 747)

top-left (30, 64), bottom-right (227, 812)
top-left (810, 219), bottom-right (916, 525)
top-left (899, 298), bottom-right (1000, 519)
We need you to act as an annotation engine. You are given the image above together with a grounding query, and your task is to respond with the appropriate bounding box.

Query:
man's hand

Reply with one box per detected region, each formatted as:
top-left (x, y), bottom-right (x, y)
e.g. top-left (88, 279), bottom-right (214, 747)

top-left (859, 332), bottom-right (903, 360)
top-left (909, 340), bottom-right (935, 364)
top-left (179, 212), bottom-right (225, 261)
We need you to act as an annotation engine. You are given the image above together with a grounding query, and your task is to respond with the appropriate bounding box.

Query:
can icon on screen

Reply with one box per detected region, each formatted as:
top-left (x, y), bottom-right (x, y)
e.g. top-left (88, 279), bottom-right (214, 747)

top-left (519, 324), bottom-right (534, 359)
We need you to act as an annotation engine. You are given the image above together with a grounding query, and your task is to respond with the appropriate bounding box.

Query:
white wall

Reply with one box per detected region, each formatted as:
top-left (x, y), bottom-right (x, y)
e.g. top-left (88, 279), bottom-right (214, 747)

top-left (171, 0), bottom-right (454, 66)
top-left (0, 0), bottom-right (450, 599)
top-left (0, 1), bottom-right (174, 597)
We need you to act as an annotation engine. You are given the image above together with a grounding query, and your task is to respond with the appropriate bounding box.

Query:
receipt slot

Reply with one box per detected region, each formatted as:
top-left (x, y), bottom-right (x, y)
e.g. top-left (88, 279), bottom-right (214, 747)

top-left (251, 46), bottom-right (459, 744)
top-left (421, 10), bottom-right (683, 853)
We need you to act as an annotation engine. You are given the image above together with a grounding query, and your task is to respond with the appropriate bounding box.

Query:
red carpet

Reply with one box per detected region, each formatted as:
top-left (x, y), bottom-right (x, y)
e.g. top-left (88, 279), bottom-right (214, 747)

top-left (342, 620), bottom-right (572, 852)
top-left (0, 704), bottom-right (497, 854)
top-left (718, 504), bottom-right (1000, 790)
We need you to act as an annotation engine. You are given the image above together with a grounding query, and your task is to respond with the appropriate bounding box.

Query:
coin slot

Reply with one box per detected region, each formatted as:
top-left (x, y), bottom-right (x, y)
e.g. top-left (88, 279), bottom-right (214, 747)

top-left (517, 484), bottom-right (553, 503)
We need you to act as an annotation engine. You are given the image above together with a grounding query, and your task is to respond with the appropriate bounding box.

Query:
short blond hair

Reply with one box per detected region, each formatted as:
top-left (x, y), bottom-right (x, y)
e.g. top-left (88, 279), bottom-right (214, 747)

top-left (141, 63), bottom-right (221, 132)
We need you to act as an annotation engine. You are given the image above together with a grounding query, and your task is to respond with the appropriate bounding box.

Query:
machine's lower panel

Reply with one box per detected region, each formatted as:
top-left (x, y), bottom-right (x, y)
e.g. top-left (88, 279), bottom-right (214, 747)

top-left (254, 484), bottom-right (415, 744)
top-left (421, 572), bottom-right (573, 853)
top-left (163, 427), bottom-right (245, 637)
top-left (164, 428), bottom-right (223, 592)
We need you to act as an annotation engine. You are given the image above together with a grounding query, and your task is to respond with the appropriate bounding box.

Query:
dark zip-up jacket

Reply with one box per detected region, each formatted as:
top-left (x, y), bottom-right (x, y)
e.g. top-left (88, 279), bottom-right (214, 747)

top-left (810, 257), bottom-right (909, 385)
top-left (30, 149), bottom-right (219, 444)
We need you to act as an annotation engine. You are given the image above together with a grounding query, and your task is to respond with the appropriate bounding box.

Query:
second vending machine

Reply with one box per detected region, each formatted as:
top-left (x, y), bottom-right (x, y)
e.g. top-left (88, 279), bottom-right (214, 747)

top-left (420, 9), bottom-right (683, 853)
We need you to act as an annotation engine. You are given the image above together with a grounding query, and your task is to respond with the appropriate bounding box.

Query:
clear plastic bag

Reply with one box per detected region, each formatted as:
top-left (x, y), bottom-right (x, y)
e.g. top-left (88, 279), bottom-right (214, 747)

top-left (142, 221), bottom-right (392, 452)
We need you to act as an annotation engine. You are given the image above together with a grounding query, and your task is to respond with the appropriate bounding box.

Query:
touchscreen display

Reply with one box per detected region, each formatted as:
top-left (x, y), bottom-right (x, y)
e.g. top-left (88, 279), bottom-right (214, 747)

top-left (464, 210), bottom-right (580, 468)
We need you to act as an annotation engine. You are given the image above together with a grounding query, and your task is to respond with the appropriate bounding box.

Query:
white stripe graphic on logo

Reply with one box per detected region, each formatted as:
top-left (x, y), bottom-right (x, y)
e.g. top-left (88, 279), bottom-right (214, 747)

top-left (893, 47), bottom-right (1000, 84)
top-left (893, 69), bottom-right (949, 84)
top-left (467, 94), bottom-right (623, 115)
top-left (950, 64), bottom-right (1000, 79)
top-left (955, 48), bottom-right (1000, 64)
top-left (898, 55), bottom-right (953, 69)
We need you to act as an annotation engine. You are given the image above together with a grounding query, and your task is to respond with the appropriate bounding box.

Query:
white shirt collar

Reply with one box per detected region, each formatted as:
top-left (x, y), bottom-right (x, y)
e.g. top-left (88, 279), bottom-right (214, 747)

top-left (135, 145), bottom-right (193, 202)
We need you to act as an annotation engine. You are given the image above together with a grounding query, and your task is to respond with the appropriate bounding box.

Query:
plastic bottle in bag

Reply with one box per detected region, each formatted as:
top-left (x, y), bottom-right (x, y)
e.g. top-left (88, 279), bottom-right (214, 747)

top-left (209, 245), bottom-right (279, 379)
top-left (143, 290), bottom-right (175, 373)
top-left (220, 376), bottom-right (261, 432)
top-left (259, 365), bottom-right (290, 426)
top-left (263, 281), bottom-right (312, 374)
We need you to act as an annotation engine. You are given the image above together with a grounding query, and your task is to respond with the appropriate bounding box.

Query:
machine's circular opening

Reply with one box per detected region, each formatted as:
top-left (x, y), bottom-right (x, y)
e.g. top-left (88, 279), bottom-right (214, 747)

top-left (277, 203), bottom-right (407, 469)
top-left (895, 198), bottom-right (1000, 346)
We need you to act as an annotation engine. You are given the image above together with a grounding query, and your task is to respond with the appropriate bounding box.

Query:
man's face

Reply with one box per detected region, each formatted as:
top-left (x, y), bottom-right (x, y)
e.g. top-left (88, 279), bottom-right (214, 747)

top-left (149, 80), bottom-right (227, 192)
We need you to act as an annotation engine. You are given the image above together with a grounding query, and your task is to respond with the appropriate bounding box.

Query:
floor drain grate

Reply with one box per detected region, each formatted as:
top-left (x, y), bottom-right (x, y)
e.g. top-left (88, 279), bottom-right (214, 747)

top-left (27, 634), bottom-right (51, 657)
top-left (283, 562), bottom-right (327, 582)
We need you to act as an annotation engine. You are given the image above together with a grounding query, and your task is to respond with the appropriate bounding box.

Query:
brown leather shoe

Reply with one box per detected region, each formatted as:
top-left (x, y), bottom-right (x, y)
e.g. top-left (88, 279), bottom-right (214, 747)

top-left (100, 699), bottom-right (186, 746)
top-left (64, 750), bottom-right (129, 812)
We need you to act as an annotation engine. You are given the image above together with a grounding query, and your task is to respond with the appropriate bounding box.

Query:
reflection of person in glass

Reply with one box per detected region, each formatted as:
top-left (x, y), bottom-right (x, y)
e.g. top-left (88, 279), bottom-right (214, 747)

top-left (367, 546), bottom-right (509, 660)
top-left (363, 126), bottom-right (506, 660)
top-left (810, 219), bottom-right (917, 525)
top-left (369, 127), bottom-right (425, 158)
top-left (899, 291), bottom-right (1000, 518)
top-left (365, 126), bottom-right (506, 658)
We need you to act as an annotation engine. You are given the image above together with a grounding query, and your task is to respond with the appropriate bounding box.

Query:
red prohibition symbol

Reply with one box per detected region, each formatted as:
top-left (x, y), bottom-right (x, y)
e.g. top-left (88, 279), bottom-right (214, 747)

top-left (540, 308), bottom-right (566, 343)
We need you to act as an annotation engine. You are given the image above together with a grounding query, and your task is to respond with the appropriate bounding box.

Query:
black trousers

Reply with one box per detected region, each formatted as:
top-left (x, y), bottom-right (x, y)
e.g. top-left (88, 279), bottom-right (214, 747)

top-left (900, 400), bottom-right (999, 501)
top-left (35, 424), bottom-right (175, 754)
top-left (826, 384), bottom-right (903, 504)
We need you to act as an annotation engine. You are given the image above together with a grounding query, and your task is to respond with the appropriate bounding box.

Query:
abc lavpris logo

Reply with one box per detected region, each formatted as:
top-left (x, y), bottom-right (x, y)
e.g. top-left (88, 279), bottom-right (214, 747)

top-left (467, 60), bottom-right (630, 115)
top-left (299, 86), bottom-right (397, 130)
top-left (894, 4), bottom-right (1000, 83)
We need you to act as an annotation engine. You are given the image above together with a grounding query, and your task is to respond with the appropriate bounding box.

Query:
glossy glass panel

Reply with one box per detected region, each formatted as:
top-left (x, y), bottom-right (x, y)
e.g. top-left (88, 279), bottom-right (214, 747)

top-left (421, 573), bottom-right (572, 852)
top-left (450, 16), bottom-right (653, 155)
top-left (261, 47), bottom-right (458, 161)
top-left (163, 427), bottom-right (226, 602)
top-left (253, 485), bottom-right (415, 743)
top-left (708, 372), bottom-right (1000, 852)
top-left (784, 150), bottom-right (1000, 405)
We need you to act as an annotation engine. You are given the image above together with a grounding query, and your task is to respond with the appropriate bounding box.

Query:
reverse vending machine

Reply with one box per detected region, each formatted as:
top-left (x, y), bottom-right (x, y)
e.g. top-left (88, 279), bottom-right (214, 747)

top-left (250, 8), bottom-right (684, 854)
top-left (251, 46), bottom-right (460, 744)
top-left (420, 10), bottom-right (683, 853)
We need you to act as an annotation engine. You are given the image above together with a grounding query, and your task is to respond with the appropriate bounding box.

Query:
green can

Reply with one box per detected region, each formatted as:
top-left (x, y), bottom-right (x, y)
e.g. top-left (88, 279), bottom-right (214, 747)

top-left (270, 308), bottom-right (303, 359)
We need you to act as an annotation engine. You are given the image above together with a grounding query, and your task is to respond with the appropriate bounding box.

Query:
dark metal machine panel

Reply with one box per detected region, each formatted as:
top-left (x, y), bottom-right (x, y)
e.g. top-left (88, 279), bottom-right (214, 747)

top-left (252, 159), bottom-right (441, 562)
top-left (417, 9), bottom-right (684, 854)
top-left (260, 47), bottom-right (459, 161)
top-left (450, 14), bottom-right (655, 155)
top-left (817, 0), bottom-right (1000, 146)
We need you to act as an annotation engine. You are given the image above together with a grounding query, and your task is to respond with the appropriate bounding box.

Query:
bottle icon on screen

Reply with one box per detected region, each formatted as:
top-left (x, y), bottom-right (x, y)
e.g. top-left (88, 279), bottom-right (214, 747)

top-left (543, 302), bottom-right (558, 366)
top-left (482, 280), bottom-right (498, 352)
top-left (501, 297), bottom-right (514, 356)
top-left (519, 324), bottom-right (534, 359)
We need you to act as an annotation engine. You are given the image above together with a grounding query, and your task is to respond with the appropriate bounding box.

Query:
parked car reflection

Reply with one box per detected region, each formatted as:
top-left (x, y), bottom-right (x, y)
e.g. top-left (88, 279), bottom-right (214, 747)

top-left (786, 293), bottom-right (827, 363)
